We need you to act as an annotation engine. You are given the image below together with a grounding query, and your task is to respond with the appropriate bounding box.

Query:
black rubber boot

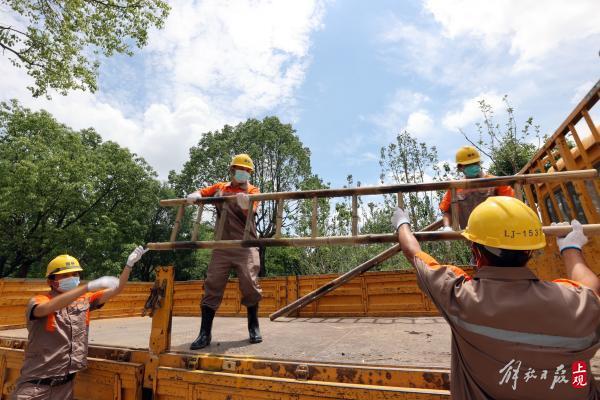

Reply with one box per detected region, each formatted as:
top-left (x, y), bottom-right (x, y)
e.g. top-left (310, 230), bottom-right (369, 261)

top-left (247, 305), bottom-right (262, 344)
top-left (190, 306), bottom-right (215, 350)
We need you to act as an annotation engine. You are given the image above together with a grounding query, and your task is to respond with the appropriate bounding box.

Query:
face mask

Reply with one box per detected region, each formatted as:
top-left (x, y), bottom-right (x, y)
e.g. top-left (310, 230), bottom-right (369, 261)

top-left (57, 276), bottom-right (80, 292)
top-left (463, 164), bottom-right (481, 178)
top-left (234, 169), bottom-right (251, 183)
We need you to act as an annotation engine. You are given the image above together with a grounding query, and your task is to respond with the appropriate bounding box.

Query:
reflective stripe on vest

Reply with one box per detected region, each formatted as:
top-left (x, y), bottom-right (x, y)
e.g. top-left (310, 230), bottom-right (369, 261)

top-left (448, 314), bottom-right (598, 351)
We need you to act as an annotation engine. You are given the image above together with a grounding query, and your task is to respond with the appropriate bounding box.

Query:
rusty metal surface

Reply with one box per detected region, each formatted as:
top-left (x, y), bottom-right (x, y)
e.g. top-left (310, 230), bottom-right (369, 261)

top-left (155, 367), bottom-right (451, 399)
top-left (0, 348), bottom-right (144, 400)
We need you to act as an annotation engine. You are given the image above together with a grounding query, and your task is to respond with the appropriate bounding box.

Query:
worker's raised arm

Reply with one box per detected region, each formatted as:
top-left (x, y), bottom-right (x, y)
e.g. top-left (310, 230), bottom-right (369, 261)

top-left (555, 220), bottom-right (600, 297)
top-left (32, 285), bottom-right (89, 318)
top-left (98, 246), bottom-right (148, 305)
top-left (32, 276), bottom-right (120, 318)
top-left (391, 207), bottom-right (422, 261)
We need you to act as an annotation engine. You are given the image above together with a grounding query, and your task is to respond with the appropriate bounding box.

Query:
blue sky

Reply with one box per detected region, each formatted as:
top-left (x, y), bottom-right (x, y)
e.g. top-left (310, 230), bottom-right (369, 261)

top-left (1, 0), bottom-right (599, 189)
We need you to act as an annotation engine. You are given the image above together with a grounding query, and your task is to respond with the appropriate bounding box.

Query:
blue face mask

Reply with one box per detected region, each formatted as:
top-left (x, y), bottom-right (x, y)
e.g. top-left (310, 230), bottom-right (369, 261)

top-left (57, 276), bottom-right (80, 292)
top-left (463, 164), bottom-right (481, 178)
top-left (234, 169), bottom-right (251, 183)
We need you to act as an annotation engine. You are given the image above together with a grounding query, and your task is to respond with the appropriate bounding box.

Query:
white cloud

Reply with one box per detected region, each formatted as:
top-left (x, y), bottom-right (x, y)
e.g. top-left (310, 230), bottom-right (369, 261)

top-left (146, 0), bottom-right (325, 115)
top-left (570, 80), bottom-right (595, 105)
top-left (424, 0), bottom-right (600, 68)
top-left (0, 0), bottom-right (327, 179)
top-left (442, 93), bottom-right (505, 131)
top-left (369, 89), bottom-right (430, 133)
top-left (405, 110), bottom-right (434, 138)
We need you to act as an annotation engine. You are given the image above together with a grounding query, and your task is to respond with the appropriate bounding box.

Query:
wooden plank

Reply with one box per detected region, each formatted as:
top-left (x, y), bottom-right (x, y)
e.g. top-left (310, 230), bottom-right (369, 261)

top-left (311, 197), bottom-right (318, 238)
top-left (513, 183), bottom-right (523, 201)
top-left (0, 353), bottom-right (5, 398)
top-left (450, 188), bottom-right (460, 231)
top-left (351, 196), bottom-right (358, 236)
top-left (532, 180), bottom-right (551, 225)
top-left (269, 245), bottom-right (401, 320)
top-left (148, 224), bottom-right (600, 251)
top-left (275, 199), bottom-right (284, 239)
top-left (397, 192), bottom-right (405, 208)
top-left (169, 206), bottom-right (185, 243)
top-left (536, 159), bottom-right (564, 221)
top-left (190, 204), bottom-right (204, 242)
top-left (581, 109), bottom-right (600, 142)
top-left (159, 170), bottom-right (598, 207)
top-left (545, 150), bottom-right (577, 220)
top-left (519, 80), bottom-right (599, 174)
top-left (556, 137), bottom-right (600, 223)
top-left (568, 123), bottom-right (600, 195)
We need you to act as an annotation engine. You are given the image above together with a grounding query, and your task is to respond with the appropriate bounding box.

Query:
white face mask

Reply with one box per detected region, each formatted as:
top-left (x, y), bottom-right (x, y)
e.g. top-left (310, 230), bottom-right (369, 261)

top-left (57, 276), bottom-right (80, 292)
top-left (234, 169), bottom-right (251, 183)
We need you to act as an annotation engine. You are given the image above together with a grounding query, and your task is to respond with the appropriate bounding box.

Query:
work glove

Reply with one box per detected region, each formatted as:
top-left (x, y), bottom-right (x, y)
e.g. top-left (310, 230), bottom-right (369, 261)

top-left (186, 192), bottom-right (202, 204)
top-left (391, 207), bottom-right (410, 231)
top-left (441, 226), bottom-right (453, 232)
top-left (236, 192), bottom-right (250, 210)
top-left (553, 220), bottom-right (588, 253)
top-left (87, 276), bottom-right (120, 291)
top-left (126, 246), bottom-right (148, 268)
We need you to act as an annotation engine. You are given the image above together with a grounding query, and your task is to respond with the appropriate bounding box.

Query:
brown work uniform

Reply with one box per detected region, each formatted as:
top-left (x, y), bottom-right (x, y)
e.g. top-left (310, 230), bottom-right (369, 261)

top-left (439, 174), bottom-right (515, 229)
top-left (199, 182), bottom-right (262, 310)
top-left (11, 290), bottom-right (106, 400)
top-left (412, 251), bottom-right (600, 399)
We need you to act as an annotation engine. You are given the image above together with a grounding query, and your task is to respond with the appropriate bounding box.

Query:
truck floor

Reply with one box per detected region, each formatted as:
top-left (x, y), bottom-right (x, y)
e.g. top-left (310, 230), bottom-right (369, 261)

top-left (2, 316), bottom-right (598, 373)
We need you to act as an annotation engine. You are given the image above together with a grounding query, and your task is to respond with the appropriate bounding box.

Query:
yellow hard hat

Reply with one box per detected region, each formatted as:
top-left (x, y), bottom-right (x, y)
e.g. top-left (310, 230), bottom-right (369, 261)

top-left (455, 146), bottom-right (481, 165)
top-left (461, 197), bottom-right (546, 250)
top-left (230, 153), bottom-right (254, 172)
top-left (46, 255), bottom-right (83, 277)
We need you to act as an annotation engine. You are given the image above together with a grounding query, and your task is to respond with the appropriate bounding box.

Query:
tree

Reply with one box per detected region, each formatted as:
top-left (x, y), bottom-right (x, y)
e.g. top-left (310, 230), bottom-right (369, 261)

top-left (1, 0), bottom-right (169, 97)
top-left (378, 130), bottom-right (471, 266)
top-left (170, 116), bottom-right (320, 275)
top-left (0, 100), bottom-right (164, 278)
top-left (460, 96), bottom-right (541, 176)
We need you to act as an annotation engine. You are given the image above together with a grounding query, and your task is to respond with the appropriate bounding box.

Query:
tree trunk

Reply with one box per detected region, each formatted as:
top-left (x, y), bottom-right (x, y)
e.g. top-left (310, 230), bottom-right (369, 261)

top-left (0, 256), bottom-right (7, 278)
top-left (16, 259), bottom-right (32, 278)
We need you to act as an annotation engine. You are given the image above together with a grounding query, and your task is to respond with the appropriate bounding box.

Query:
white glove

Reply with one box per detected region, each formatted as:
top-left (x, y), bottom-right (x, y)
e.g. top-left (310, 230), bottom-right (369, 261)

top-left (391, 207), bottom-right (410, 230)
top-left (126, 245), bottom-right (148, 267)
top-left (236, 192), bottom-right (250, 210)
top-left (186, 192), bottom-right (202, 204)
top-left (554, 220), bottom-right (588, 253)
top-left (87, 276), bottom-right (120, 291)
top-left (441, 226), bottom-right (453, 232)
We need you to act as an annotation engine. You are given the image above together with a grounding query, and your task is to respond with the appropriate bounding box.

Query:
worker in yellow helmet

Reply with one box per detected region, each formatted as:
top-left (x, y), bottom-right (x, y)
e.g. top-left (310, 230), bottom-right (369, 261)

top-left (185, 153), bottom-right (262, 349)
top-left (439, 146), bottom-right (514, 231)
top-left (391, 197), bottom-right (599, 399)
top-left (11, 247), bottom-right (147, 400)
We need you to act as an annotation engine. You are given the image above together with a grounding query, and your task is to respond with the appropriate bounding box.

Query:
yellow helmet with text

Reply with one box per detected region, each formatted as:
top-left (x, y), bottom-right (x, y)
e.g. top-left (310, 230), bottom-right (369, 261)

top-left (45, 254), bottom-right (83, 277)
top-left (461, 197), bottom-right (546, 250)
top-left (455, 145), bottom-right (481, 165)
top-left (230, 153), bottom-right (254, 172)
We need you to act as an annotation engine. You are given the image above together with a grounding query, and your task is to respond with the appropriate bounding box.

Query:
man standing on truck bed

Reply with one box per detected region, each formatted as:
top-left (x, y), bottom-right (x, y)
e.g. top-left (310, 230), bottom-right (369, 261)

top-left (392, 197), bottom-right (599, 399)
top-left (439, 145), bottom-right (514, 231)
top-left (11, 246), bottom-right (147, 400)
top-left (186, 153), bottom-right (263, 349)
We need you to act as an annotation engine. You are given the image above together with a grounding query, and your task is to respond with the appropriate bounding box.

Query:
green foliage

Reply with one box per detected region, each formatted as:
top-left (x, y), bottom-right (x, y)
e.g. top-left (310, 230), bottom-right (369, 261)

top-left (171, 116), bottom-right (317, 239)
top-left (0, 100), bottom-right (185, 279)
top-left (1, 0), bottom-right (170, 97)
top-left (463, 96), bottom-right (541, 176)
top-left (170, 116), bottom-right (324, 276)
